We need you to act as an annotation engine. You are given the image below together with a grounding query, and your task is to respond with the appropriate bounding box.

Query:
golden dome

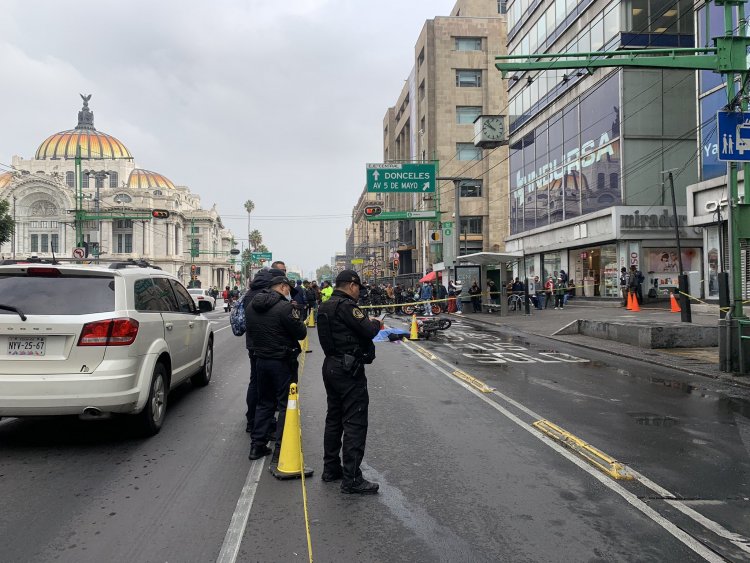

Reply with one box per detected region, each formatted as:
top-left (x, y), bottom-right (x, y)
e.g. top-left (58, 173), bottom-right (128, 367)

top-left (128, 169), bottom-right (176, 190)
top-left (0, 172), bottom-right (12, 190)
top-left (35, 94), bottom-right (133, 161)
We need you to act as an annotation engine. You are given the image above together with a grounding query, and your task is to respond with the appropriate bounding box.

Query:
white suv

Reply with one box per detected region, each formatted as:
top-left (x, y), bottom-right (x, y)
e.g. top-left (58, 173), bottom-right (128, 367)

top-left (0, 263), bottom-right (214, 435)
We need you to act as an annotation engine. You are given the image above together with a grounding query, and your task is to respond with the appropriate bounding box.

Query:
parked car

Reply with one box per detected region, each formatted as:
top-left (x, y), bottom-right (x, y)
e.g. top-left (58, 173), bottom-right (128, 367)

top-left (0, 263), bottom-right (214, 435)
top-left (188, 288), bottom-right (216, 312)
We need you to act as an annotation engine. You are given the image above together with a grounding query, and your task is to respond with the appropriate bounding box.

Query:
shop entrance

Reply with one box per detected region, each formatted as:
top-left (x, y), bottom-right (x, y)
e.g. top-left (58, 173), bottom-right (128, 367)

top-left (569, 245), bottom-right (618, 298)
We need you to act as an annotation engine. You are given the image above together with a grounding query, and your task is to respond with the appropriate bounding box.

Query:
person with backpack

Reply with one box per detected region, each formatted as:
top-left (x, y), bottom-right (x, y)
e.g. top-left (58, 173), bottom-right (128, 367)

top-left (628, 265), bottom-right (644, 305)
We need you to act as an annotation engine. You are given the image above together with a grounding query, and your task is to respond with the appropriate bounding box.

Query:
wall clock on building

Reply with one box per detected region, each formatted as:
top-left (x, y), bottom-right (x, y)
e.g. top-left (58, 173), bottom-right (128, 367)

top-left (474, 115), bottom-right (506, 148)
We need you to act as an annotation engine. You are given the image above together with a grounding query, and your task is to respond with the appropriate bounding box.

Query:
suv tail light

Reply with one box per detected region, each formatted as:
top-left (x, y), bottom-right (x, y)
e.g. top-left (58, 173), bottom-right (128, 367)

top-left (78, 318), bottom-right (139, 346)
top-left (27, 267), bottom-right (61, 277)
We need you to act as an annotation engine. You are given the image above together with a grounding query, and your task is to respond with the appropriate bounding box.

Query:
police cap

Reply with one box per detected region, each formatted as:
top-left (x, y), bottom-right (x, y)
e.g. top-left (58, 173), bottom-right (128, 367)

top-left (270, 275), bottom-right (292, 288)
top-left (335, 269), bottom-right (363, 288)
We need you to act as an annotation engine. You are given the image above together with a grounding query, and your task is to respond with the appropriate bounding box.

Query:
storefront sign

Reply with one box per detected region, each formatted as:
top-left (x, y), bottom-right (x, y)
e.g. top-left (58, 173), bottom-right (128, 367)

top-left (620, 210), bottom-right (687, 230)
top-left (704, 197), bottom-right (728, 213)
top-left (515, 133), bottom-right (617, 191)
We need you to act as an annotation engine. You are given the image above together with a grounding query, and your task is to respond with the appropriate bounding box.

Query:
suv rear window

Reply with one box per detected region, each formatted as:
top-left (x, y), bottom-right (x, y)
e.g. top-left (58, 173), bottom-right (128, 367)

top-left (0, 274), bottom-right (115, 315)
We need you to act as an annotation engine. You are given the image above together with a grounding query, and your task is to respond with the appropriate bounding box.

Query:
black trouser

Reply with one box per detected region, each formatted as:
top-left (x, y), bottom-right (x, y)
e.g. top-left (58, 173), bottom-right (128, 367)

top-left (322, 356), bottom-right (369, 485)
top-left (246, 353), bottom-right (257, 427)
top-left (251, 357), bottom-right (296, 449)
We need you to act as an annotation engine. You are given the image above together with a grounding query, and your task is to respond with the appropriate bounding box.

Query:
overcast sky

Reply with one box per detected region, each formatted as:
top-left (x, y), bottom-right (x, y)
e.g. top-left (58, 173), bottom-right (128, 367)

top-left (1, 0), bottom-right (457, 277)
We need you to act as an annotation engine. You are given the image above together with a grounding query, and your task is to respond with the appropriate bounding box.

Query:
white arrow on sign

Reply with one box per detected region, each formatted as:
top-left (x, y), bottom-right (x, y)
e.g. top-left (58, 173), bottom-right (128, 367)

top-left (423, 182), bottom-right (430, 191)
top-left (372, 170), bottom-right (380, 181)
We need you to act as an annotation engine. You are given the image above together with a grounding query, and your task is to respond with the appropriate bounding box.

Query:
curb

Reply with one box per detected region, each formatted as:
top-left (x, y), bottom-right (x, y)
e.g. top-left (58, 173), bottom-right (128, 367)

top-left (446, 313), bottom-right (750, 390)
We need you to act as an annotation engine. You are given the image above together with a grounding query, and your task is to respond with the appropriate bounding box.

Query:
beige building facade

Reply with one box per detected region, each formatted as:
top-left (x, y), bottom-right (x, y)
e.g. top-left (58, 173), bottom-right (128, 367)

top-left (350, 0), bottom-right (508, 284)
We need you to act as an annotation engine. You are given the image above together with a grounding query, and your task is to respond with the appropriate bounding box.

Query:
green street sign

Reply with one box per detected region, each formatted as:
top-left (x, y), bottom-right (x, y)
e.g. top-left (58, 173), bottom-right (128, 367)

top-left (366, 163), bottom-right (436, 193)
top-left (251, 251), bottom-right (272, 261)
top-left (365, 210), bottom-right (438, 221)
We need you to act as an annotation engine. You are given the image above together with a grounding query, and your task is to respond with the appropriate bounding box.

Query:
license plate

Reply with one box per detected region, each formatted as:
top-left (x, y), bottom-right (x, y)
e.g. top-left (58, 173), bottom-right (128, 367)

top-left (7, 336), bottom-right (46, 356)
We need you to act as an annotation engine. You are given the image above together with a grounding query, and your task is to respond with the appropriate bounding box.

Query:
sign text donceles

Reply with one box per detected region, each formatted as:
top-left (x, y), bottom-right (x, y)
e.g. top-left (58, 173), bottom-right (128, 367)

top-left (514, 133), bottom-right (618, 190)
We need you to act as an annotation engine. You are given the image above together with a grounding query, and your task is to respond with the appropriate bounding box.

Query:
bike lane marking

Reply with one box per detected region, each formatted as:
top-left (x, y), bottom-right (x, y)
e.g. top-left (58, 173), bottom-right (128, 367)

top-left (401, 340), bottom-right (735, 562)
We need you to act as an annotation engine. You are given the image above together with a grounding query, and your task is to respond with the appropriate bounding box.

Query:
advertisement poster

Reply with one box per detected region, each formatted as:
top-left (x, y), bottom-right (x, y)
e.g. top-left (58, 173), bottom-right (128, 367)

top-left (646, 248), bottom-right (700, 274)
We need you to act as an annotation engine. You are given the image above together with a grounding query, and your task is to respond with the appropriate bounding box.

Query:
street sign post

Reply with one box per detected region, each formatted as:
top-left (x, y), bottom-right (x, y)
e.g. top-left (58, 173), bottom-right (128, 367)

top-left (250, 252), bottom-right (272, 262)
top-left (366, 163), bottom-right (436, 193)
top-left (72, 247), bottom-right (85, 259)
top-left (443, 221), bottom-right (454, 236)
top-left (717, 111), bottom-right (750, 161)
top-left (365, 210), bottom-right (438, 221)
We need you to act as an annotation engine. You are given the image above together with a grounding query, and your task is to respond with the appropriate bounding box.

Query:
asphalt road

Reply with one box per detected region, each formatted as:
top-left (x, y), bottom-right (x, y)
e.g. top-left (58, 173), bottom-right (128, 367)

top-left (1, 309), bottom-right (749, 562)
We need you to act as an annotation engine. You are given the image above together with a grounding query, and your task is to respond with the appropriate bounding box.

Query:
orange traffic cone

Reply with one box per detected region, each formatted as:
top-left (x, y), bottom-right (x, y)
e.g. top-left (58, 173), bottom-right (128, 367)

top-left (670, 292), bottom-right (681, 313)
top-left (409, 314), bottom-right (419, 340)
top-left (270, 383), bottom-right (313, 480)
top-left (630, 291), bottom-right (640, 312)
top-left (626, 291), bottom-right (633, 311)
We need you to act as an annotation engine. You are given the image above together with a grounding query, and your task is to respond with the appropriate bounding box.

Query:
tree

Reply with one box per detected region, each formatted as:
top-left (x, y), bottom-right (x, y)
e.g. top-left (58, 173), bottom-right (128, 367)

top-left (316, 264), bottom-right (332, 282)
top-left (243, 200), bottom-right (255, 215)
top-left (248, 229), bottom-right (263, 251)
top-left (0, 200), bottom-right (14, 246)
top-left (256, 244), bottom-right (269, 253)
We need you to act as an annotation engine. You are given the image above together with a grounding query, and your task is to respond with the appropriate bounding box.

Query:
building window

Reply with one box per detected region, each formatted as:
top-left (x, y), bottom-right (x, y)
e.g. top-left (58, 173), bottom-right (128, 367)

top-left (460, 217), bottom-right (483, 235)
top-left (65, 171), bottom-right (75, 188)
top-left (30, 234), bottom-right (38, 253)
top-left (117, 234), bottom-right (133, 253)
top-left (460, 180), bottom-right (483, 197)
top-left (114, 194), bottom-right (132, 204)
top-left (418, 48), bottom-right (425, 67)
top-left (95, 174), bottom-right (104, 189)
top-left (153, 189), bottom-right (163, 196)
top-left (456, 70), bottom-right (482, 87)
top-left (50, 234), bottom-right (59, 253)
top-left (191, 226), bottom-right (200, 234)
top-left (456, 37), bottom-right (483, 51)
top-left (40, 234), bottom-right (49, 252)
top-left (498, 0), bottom-right (507, 13)
top-left (109, 171), bottom-right (118, 188)
top-left (419, 80), bottom-right (425, 101)
top-left (457, 106), bottom-right (482, 124)
top-left (457, 143), bottom-right (482, 160)
top-left (115, 220), bottom-right (133, 229)
top-left (192, 238), bottom-right (200, 253)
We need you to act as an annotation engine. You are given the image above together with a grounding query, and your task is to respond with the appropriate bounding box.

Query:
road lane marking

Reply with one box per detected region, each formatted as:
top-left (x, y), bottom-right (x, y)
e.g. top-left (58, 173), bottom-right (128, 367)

top-left (402, 341), bottom-right (728, 562)
top-left (213, 324), bottom-right (232, 334)
top-left (533, 419), bottom-right (633, 480)
top-left (216, 459), bottom-right (265, 563)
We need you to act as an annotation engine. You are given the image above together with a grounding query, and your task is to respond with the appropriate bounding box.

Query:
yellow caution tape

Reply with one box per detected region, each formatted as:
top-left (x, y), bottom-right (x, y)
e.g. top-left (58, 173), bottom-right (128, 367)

top-left (296, 346), bottom-right (314, 563)
top-left (533, 419), bottom-right (633, 480)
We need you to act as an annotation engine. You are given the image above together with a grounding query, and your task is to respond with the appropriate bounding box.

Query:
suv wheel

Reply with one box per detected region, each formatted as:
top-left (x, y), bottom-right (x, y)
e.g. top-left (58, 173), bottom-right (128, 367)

top-left (136, 363), bottom-right (168, 436)
top-left (191, 338), bottom-right (213, 387)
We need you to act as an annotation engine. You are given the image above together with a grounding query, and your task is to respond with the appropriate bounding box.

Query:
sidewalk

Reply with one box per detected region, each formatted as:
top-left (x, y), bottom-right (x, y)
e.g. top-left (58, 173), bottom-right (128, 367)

top-left (446, 301), bottom-right (750, 389)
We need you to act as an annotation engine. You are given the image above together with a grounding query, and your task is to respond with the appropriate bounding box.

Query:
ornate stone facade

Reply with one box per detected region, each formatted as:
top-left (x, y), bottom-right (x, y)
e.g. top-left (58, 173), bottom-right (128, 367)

top-left (0, 96), bottom-right (235, 289)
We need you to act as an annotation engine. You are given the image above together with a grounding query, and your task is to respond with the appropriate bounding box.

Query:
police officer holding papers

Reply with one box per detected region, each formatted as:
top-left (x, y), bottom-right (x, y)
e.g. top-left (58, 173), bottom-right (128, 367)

top-left (317, 269), bottom-right (381, 494)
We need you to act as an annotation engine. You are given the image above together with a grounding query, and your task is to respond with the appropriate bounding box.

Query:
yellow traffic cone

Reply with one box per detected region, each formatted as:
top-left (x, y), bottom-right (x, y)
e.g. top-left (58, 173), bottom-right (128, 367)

top-left (409, 314), bottom-right (419, 340)
top-left (306, 310), bottom-right (315, 327)
top-left (271, 383), bottom-right (314, 480)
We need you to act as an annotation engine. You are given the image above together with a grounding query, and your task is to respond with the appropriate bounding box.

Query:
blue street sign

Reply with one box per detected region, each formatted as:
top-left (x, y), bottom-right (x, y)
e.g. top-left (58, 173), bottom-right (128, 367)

top-left (717, 110), bottom-right (750, 161)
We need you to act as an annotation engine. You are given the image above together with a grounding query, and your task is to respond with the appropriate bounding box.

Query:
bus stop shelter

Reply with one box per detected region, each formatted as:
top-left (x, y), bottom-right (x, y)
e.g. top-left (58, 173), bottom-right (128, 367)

top-left (455, 251), bottom-right (524, 315)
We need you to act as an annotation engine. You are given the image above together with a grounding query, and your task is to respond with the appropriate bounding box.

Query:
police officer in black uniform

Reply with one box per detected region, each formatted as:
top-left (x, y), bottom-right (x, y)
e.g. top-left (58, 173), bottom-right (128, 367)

top-left (247, 275), bottom-right (307, 460)
top-left (317, 270), bottom-right (381, 494)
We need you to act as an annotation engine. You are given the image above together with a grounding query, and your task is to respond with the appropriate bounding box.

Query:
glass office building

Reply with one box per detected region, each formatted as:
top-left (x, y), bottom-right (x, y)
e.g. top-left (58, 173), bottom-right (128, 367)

top-left (504, 0), bottom-right (702, 298)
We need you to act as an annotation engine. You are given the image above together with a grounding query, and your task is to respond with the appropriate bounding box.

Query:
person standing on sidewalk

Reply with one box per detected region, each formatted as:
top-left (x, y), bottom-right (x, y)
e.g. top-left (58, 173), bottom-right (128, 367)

top-left (544, 276), bottom-right (555, 309)
top-left (627, 265), bottom-right (644, 305)
top-left (317, 270), bottom-right (381, 494)
top-left (469, 281), bottom-right (482, 312)
top-left (554, 277), bottom-right (566, 309)
top-left (619, 267), bottom-right (629, 306)
top-left (420, 281), bottom-right (433, 316)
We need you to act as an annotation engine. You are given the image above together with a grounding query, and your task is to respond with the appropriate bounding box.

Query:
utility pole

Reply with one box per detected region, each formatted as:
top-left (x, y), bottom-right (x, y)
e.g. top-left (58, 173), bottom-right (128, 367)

top-left (495, 0), bottom-right (750, 372)
top-left (665, 170), bottom-right (692, 322)
top-left (437, 177), bottom-right (473, 281)
top-left (12, 195), bottom-right (16, 260)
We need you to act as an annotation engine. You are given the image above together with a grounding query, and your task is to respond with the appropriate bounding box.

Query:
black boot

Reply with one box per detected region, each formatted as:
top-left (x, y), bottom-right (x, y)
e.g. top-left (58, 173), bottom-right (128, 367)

top-left (248, 445), bottom-right (272, 460)
top-left (341, 478), bottom-right (379, 495)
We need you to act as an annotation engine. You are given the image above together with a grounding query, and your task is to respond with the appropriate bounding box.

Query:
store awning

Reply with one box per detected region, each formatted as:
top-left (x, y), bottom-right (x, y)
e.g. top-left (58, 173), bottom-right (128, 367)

top-left (455, 251), bottom-right (524, 266)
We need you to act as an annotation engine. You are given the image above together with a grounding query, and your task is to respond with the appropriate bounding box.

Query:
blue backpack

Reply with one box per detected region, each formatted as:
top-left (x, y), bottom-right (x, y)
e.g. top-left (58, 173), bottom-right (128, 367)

top-left (230, 298), bottom-right (246, 336)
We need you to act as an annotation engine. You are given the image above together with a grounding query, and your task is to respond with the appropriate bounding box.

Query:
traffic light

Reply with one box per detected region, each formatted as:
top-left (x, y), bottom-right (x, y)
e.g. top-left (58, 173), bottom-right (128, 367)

top-left (429, 229), bottom-right (442, 242)
top-left (190, 264), bottom-right (197, 274)
top-left (364, 205), bottom-right (382, 217)
top-left (151, 209), bottom-right (170, 219)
